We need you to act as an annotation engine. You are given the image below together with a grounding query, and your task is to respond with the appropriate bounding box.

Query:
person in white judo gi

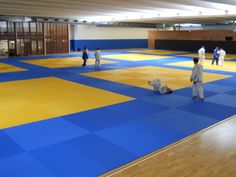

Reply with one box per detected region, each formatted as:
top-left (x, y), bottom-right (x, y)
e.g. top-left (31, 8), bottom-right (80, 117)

top-left (190, 57), bottom-right (204, 101)
top-left (148, 79), bottom-right (173, 94)
top-left (198, 46), bottom-right (205, 65)
top-left (94, 48), bottom-right (101, 69)
top-left (217, 47), bottom-right (226, 67)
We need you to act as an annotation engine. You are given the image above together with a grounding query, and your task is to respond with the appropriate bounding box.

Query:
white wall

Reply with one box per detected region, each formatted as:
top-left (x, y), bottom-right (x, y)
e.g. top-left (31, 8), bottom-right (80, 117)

top-left (70, 24), bottom-right (153, 40)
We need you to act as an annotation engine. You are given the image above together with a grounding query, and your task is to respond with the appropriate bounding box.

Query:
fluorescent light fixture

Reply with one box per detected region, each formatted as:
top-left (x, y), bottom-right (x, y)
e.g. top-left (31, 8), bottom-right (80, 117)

top-left (175, 23), bottom-right (202, 27)
top-left (24, 17), bottom-right (32, 22)
top-left (76, 5), bottom-right (236, 23)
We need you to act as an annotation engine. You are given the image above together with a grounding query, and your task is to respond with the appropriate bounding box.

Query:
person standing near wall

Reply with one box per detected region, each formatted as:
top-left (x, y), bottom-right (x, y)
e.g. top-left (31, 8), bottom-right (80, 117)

top-left (198, 46), bottom-right (205, 65)
top-left (212, 46), bottom-right (219, 65)
top-left (217, 47), bottom-right (226, 67)
top-left (190, 57), bottom-right (204, 101)
top-left (94, 48), bottom-right (101, 69)
top-left (82, 47), bottom-right (89, 66)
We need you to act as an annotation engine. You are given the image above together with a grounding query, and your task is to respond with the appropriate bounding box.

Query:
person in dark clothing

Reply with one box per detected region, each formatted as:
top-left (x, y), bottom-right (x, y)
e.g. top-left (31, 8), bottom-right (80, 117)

top-left (212, 46), bottom-right (219, 65)
top-left (82, 47), bottom-right (89, 66)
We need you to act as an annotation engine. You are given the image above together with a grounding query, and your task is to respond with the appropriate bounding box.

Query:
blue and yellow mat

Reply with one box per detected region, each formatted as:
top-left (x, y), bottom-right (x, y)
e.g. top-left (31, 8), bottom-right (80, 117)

top-left (0, 49), bottom-right (236, 177)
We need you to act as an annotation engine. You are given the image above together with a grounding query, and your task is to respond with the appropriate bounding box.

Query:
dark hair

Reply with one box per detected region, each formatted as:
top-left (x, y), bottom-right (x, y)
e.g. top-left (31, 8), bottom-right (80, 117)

top-left (193, 57), bottom-right (199, 63)
top-left (97, 48), bottom-right (100, 50)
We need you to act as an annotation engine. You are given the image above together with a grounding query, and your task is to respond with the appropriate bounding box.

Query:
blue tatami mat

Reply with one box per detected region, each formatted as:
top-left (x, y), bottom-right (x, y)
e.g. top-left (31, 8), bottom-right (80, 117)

top-left (1, 50), bottom-right (236, 177)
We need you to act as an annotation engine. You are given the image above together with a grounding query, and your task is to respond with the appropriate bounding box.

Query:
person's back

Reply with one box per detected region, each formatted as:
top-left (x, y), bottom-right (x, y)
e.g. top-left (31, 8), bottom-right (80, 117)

top-left (148, 79), bottom-right (160, 91)
top-left (82, 47), bottom-right (89, 66)
top-left (191, 63), bottom-right (203, 82)
top-left (198, 47), bottom-right (205, 57)
top-left (86, 48), bottom-right (89, 56)
top-left (218, 49), bottom-right (226, 57)
top-left (94, 48), bottom-right (101, 68)
top-left (223, 50), bottom-right (226, 56)
top-left (217, 48), bottom-right (226, 66)
top-left (212, 47), bottom-right (219, 65)
top-left (198, 47), bottom-right (205, 65)
top-left (94, 50), bottom-right (101, 60)
top-left (213, 48), bottom-right (219, 58)
top-left (82, 49), bottom-right (88, 59)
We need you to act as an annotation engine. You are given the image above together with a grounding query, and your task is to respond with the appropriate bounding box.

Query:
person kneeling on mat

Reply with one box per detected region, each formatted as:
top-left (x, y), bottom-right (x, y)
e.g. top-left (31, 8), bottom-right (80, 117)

top-left (148, 79), bottom-right (173, 94)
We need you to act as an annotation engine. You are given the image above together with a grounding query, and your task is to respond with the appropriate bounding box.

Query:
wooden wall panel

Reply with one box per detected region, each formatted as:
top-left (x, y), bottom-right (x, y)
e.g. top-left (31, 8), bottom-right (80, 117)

top-left (0, 21), bottom-right (69, 56)
top-left (148, 31), bottom-right (155, 49)
top-left (149, 30), bottom-right (236, 42)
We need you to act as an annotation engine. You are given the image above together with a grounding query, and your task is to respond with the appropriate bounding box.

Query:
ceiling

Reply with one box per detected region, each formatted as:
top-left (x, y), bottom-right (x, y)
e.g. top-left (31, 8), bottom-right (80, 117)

top-left (0, 0), bottom-right (236, 23)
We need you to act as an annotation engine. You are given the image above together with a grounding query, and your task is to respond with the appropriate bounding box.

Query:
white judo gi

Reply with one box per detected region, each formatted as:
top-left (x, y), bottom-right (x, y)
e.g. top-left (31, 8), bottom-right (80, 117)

top-left (149, 79), bottom-right (172, 94)
top-left (198, 47), bottom-right (205, 65)
top-left (94, 50), bottom-right (101, 68)
top-left (190, 63), bottom-right (204, 99)
top-left (217, 49), bottom-right (226, 67)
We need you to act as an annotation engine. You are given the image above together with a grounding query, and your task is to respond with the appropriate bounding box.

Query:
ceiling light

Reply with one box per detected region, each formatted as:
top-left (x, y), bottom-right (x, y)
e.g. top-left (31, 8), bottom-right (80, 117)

top-left (175, 23), bottom-right (202, 27)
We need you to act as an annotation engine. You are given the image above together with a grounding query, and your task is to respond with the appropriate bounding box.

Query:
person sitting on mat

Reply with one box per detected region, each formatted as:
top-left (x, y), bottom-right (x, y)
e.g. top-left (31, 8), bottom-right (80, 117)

top-left (148, 79), bottom-right (173, 94)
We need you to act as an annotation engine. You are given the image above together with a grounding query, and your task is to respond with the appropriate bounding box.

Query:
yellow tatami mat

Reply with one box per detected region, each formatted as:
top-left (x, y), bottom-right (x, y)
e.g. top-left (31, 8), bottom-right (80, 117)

top-left (82, 66), bottom-right (232, 91)
top-left (179, 53), bottom-right (236, 60)
top-left (129, 49), bottom-right (185, 55)
top-left (102, 54), bottom-right (170, 61)
top-left (168, 60), bottom-right (236, 73)
top-left (21, 58), bottom-right (115, 68)
top-left (0, 63), bottom-right (25, 73)
top-left (140, 49), bottom-right (186, 55)
top-left (0, 77), bottom-right (134, 129)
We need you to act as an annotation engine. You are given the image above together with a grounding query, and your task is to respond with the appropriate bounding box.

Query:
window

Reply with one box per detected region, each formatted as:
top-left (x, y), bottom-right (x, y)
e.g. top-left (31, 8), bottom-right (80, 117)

top-left (23, 23), bottom-right (29, 33)
top-left (0, 21), bottom-right (7, 33)
top-left (30, 22), bottom-right (37, 33)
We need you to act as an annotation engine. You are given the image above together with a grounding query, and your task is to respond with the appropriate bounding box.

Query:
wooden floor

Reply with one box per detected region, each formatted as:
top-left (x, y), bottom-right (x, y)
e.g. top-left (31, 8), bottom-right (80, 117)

top-left (101, 115), bottom-right (236, 177)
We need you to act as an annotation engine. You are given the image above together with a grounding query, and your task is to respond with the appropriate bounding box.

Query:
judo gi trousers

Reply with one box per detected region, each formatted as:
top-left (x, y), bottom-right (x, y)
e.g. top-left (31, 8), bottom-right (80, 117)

top-left (82, 59), bottom-right (87, 66)
top-left (219, 56), bottom-right (224, 66)
top-left (192, 81), bottom-right (204, 99)
top-left (212, 56), bottom-right (218, 65)
top-left (95, 59), bottom-right (101, 68)
top-left (199, 57), bottom-right (204, 65)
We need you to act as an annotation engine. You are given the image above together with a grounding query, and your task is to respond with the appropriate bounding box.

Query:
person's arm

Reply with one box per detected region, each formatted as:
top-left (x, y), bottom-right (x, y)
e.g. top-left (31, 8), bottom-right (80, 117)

top-left (148, 81), bottom-right (154, 86)
top-left (190, 66), bottom-right (199, 81)
top-left (99, 52), bottom-right (101, 59)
